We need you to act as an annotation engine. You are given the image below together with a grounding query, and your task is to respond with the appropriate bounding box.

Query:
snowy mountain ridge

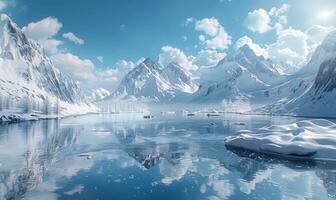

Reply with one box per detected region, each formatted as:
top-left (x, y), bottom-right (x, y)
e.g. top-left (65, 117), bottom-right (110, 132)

top-left (0, 13), bottom-right (85, 103)
top-left (259, 30), bottom-right (336, 117)
top-left (190, 44), bottom-right (284, 104)
top-left (0, 13), bottom-right (96, 121)
top-left (110, 58), bottom-right (197, 102)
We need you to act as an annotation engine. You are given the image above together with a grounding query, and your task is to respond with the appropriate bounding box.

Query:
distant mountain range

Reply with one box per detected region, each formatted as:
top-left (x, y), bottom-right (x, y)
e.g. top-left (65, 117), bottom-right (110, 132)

top-left (1, 13), bottom-right (336, 118)
top-left (105, 30), bottom-right (336, 117)
top-left (108, 58), bottom-right (197, 102)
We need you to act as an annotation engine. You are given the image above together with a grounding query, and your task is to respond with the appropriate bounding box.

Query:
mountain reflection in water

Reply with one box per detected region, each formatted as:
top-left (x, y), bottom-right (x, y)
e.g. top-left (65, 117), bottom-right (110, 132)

top-left (0, 114), bottom-right (335, 200)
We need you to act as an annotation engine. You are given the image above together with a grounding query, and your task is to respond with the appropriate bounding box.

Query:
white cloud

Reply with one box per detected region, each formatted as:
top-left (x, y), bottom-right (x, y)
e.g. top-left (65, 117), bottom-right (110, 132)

top-left (269, 4), bottom-right (290, 18)
top-left (62, 32), bottom-right (84, 45)
top-left (52, 53), bottom-right (96, 81)
top-left (195, 17), bottom-right (231, 50)
top-left (244, 9), bottom-right (271, 34)
top-left (244, 4), bottom-right (290, 34)
top-left (198, 35), bottom-right (205, 42)
top-left (94, 58), bottom-right (144, 91)
top-left (265, 24), bottom-right (334, 66)
top-left (235, 36), bottom-right (268, 58)
top-left (204, 28), bottom-right (231, 50)
top-left (97, 56), bottom-right (104, 63)
top-left (102, 59), bottom-right (143, 79)
top-left (23, 17), bottom-right (63, 41)
top-left (159, 46), bottom-right (197, 71)
top-left (39, 39), bottom-right (63, 54)
top-left (192, 49), bottom-right (226, 68)
top-left (267, 28), bottom-right (308, 65)
top-left (23, 17), bottom-right (64, 54)
top-left (114, 59), bottom-right (142, 73)
top-left (195, 17), bottom-right (221, 37)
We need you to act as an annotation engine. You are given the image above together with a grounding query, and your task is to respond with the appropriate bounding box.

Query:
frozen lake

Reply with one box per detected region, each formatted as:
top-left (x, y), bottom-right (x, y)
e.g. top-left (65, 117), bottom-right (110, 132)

top-left (0, 113), bottom-right (336, 200)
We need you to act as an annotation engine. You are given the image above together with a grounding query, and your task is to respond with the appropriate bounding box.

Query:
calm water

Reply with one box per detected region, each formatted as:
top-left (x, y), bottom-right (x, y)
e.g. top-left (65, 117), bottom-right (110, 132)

top-left (0, 113), bottom-right (335, 200)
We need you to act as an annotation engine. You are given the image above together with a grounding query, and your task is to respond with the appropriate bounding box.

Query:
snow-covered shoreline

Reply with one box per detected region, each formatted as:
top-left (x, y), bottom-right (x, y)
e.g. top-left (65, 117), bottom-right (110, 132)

top-left (0, 102), bottom-right (98, 123)
top-left (225, 119), bottom-right (336, 162)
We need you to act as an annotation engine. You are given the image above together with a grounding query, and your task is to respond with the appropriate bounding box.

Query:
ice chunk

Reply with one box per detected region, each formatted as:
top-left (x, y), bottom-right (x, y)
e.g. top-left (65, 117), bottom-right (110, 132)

top-left (225, 119), bottom-right (336, 161)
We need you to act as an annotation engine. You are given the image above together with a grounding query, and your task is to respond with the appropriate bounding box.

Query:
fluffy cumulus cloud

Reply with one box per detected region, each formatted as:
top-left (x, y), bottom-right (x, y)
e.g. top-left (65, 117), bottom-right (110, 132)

top-left (235, 36), bottom-right (268, 58)
top-left (195, 17), bottom-right (231, 50)
top-left (267, 28), bottom-right (309, 65)
top-left (159, 46), bottom-right (197, 71)
top-left (195, 17), bottom-right (222, 37)
top-left (39, 39), bottom-right (63, 54)
top-left (23, 17), bottom-right (62, 40)
top-left (23, 17), bottom-right (64, 54)
top-left (244, 4), bottom-right (290, 34)
top-left (191, 49), bottom-right (226, 68)
top-left (114, 59), bottom-right (142, 73)
top-left (265, 24), bottom-right (335, 66)
top-left (244, 9), bottom-right (271, 34)
top-left (52, 53), bottom-right (96, 81)
top-left (103, 59), bottom-right (143, 79)
top-left (62, 32), bottom-right (84, 45)
top-left (241, 4), bottom-right (335, 66)
top-left (269, 4), bottom-right (290, 17)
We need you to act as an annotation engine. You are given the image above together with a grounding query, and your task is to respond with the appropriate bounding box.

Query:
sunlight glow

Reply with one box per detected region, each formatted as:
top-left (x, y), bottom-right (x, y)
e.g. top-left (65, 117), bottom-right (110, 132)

top-left (318, 10), bottom-right (334, 20)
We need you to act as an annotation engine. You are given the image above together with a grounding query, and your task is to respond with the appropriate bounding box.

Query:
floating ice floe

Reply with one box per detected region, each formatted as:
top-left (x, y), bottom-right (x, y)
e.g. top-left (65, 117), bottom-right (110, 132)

top-left (224, 119), bottom-right (336, 161)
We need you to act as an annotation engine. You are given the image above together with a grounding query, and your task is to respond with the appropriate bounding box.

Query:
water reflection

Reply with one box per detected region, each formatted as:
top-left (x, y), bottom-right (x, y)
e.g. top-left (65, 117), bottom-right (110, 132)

top-left (0, 114), bottom-right (334, 200)
top-left (0, 120), bottom-right (78, 199)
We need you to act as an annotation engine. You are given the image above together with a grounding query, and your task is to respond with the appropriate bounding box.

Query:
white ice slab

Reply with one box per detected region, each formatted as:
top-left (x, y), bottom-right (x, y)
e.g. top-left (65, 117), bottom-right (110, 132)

top-left (225, 119), bottom-right (336, 161)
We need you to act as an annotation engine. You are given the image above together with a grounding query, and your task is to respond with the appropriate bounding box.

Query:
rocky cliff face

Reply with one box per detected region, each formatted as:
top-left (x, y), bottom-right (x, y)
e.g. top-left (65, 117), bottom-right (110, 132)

top-left (0, 13), bottom-right (85, 103)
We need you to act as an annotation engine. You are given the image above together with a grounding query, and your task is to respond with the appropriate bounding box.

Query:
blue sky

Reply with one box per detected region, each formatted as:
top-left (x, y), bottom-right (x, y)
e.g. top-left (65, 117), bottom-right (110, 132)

top-left (2, 0), bottom-right (336, 90)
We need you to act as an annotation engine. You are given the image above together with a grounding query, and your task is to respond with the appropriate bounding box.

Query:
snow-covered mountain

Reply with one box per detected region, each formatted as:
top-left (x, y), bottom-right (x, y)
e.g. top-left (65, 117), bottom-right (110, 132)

top-left (285, 56), bottom-right (336, 117)
top-left (106, 45), bottom-right (287, 107)
top-left (110, 58), bottom-right (197, 102)
top-left (298, 31), bottom-right (336, 76)
top-left (261, 31), bottom-right (336, 117)
top-left (0, 13), bottom-right (85, 103)
top-left (192, 45), bottom-right (283, 103)
top-left (91, 88), bottom-right (111, 101)
top-left (163, 62), bottom-right (197, 93)
top-left (100, 29), bottom-right (336, 117)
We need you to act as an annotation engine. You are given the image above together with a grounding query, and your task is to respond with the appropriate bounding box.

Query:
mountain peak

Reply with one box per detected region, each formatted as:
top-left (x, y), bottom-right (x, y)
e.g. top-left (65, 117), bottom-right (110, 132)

top-left (219, 44), bottom-right (259, 65)
top-left (0, 13), bottom-right (11, 23)
top-left (0, 13), bottom-right (18, 31)
top-left (140, 58), bottom-right (160, 71)
top-left (237, 44), bottom-right (258, 59)
top-left (0, 13), bottom-right (85, 103)
top-left (143, 57), bottom-right (155, 65)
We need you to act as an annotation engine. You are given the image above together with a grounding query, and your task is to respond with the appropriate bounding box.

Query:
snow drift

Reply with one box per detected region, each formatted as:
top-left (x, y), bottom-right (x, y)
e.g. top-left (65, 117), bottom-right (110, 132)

top-left (225, 119), bottom-right (336, 162)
